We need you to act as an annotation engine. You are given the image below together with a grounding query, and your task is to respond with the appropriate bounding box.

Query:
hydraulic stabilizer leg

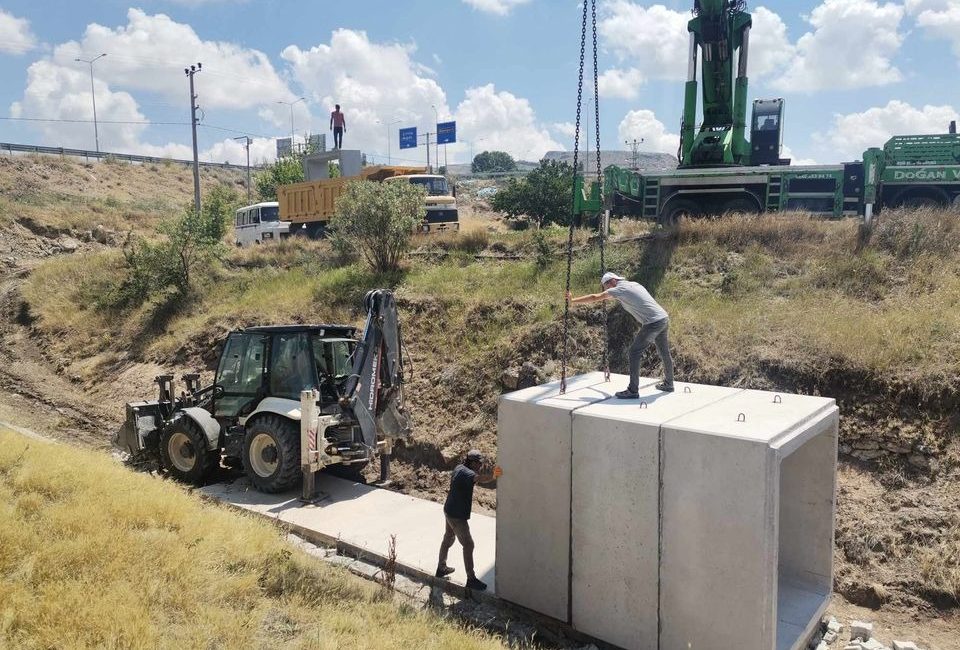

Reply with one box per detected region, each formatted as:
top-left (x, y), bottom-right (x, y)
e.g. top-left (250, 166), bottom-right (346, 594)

top-left (377, 439), bottom-right (394, 486)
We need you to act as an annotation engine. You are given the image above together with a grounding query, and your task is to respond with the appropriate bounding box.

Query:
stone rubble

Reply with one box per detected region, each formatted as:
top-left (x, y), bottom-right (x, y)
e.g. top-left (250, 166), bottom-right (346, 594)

top-left (814, 617), bottom-right (923, 650)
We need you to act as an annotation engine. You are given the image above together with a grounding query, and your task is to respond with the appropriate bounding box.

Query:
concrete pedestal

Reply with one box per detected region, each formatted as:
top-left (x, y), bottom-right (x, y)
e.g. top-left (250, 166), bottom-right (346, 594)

top-left (497, 374), bottom-right (838, 650)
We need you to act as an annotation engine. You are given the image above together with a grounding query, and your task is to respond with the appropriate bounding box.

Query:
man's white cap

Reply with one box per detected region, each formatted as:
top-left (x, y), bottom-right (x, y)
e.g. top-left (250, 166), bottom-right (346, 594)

top-left (601, 272), bottom-right (625, 286)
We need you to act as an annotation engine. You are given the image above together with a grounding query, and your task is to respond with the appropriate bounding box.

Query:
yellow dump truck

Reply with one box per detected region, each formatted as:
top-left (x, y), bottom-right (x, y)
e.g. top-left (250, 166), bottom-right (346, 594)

top-left (278, 165), bottom-right (460, 238)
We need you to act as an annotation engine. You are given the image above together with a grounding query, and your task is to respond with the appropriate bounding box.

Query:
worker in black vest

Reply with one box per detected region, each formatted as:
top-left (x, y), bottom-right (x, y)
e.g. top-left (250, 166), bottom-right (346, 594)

top-left (436, 449), bottom-right (500, 590)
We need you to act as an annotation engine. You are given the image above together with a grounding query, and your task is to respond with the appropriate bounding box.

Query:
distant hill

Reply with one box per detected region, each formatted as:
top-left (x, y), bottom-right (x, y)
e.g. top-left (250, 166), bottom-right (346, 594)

top-left (447, 150), bottom-right (677, 177)
top-left (543, 150), bottom-right (678, 171)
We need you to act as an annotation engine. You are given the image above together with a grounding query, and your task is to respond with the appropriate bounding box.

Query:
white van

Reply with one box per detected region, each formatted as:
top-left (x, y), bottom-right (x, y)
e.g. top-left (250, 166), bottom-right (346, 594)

top-left (234, 202), bottom-right (291, 247)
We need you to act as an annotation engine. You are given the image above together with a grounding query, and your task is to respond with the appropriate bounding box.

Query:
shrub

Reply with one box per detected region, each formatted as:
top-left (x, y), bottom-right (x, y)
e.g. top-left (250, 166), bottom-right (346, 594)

top-left (104, 188), bottom-right (237, 308)
top-left (471, 151), bottom-right (517, 174)
top-left (456, 228), bottom-right (490, 254)
top-left (255, 156), bottom-right (305, 201)
top-left (873, 208), bottom-right (960, 259)
top-left (491, 159), bottom-right (574, 228)
top-left (330, 181), bottom-right (426, 273)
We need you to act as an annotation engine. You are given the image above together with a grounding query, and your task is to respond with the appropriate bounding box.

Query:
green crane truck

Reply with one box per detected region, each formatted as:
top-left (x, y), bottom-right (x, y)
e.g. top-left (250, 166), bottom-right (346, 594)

top-left (585, 0), bottom-right (960, 224)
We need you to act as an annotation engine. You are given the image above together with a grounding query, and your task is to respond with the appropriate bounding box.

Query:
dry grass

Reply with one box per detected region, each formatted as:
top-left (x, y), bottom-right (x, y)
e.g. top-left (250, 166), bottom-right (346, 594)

top-left (0, 427), bottom-right (506, 650)
top-left (0, 154), bottom-right (244, 234)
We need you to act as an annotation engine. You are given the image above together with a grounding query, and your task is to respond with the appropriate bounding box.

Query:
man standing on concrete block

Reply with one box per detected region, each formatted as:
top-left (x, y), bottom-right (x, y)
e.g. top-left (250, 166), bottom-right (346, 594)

top-left (568, 272), bottom-right (674, 397)
top-left (330, 104), bottom-right (346, 149)
top-left (436, 449), bottom-right (501, 590)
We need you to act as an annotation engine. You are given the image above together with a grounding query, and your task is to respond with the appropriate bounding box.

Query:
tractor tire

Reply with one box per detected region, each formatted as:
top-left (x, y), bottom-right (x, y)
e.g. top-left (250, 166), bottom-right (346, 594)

top-left (722, 197), bottom-right (761, 216)
top-left (659, 199), bottom-right (700, 227)
top-left (242, 415), bottom-right (300, 493)
top-left (159, 415), bottom-right (216, 486)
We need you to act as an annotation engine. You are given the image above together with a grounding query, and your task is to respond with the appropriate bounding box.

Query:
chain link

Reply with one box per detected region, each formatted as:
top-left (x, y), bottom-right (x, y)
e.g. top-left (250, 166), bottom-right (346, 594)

top-left (590, 0), bottom-right (610, 382)
top-left (561, 0), bottom-right (589, 395)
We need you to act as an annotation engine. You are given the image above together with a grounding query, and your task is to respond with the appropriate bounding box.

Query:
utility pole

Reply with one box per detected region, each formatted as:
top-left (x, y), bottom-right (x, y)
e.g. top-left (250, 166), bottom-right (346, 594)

top-left (75, 53), bottom-right (107, 153)
top-left (233, 135), bottom-right (252, 202)
top-left (625, 137), bottom-right (644, 170)
top-left (379, 118), bottom-right (401, 165)
top-left (418, 131), bottom-right (435, 172)
top-left (185, 62), bottom-right (202, 214)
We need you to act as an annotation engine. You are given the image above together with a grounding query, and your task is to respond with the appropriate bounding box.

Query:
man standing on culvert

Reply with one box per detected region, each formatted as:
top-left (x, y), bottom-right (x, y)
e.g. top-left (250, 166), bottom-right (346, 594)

top-left (436, 449), bottom-right (501, 591)
top-left (568, 271), bottom-right (675, 397)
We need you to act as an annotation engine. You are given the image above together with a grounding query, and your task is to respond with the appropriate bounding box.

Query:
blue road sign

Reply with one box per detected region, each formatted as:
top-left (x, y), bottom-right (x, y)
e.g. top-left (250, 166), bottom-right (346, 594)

top-left (437, 121), bottom-right (456, 145)
top-left (399, 127), bottom-right (417, 150)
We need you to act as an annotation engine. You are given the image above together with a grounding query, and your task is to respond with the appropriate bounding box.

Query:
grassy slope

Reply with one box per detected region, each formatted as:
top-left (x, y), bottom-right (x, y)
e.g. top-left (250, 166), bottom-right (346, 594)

top-left (12, 156), bottom-right (960, 611)
top-left (0, 427), bottom-right (504, 650)
top-left (0, 154), bottom-right (245, 235)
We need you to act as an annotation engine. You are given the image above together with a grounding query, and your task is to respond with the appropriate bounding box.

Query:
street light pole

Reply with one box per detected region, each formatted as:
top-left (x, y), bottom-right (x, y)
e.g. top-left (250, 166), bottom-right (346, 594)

top-left (75, 53), bottom-right (107, 153)
top-left (277, 97), bottom-right (306, 152)
top-left (233, 136), bottom-right (252, 202)
top-left (431, 104), bottom-right (439, 172)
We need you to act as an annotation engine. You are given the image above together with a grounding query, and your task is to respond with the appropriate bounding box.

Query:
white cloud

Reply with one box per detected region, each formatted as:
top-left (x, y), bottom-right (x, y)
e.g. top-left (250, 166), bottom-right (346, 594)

top-left (617, 109), bottom-right (680, 156)
top-left (461, 0), bottom-right (531, 16)
top-left (780, 145), bottom-right (818, 166)
top-left (597, 68), bottom-right (645, 100)
top-left (909, 0), bottom-right (960, 60)
top-left (817, 100), bottom-right (958, 160)
top-left (599, 2), bottom-right (690, 81)
top-left (551, 122), bottom-right (577, 139)
top-left (750, 7), bottom-right (796, 78)
top-left (453, 84), bottom-right (562, 160)
top-left (11, 60), bottom-right (150, 151)
top-left (0, 9), bottom-right (37, 54)
top-left (52, 9), bottom-right (300, 119)
top-left (283, 29), bottom-right (449, 159)
top-left (776, 0), bottom-right (905, 92)
top-left (599, 3), bottom-right (794, 93)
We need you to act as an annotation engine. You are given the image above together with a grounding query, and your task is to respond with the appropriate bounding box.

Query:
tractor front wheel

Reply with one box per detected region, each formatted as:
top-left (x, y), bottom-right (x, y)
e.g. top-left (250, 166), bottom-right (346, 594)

top-left (242, 416), bottom-right (300, 493)
top-left (159, 415), bottom-right (215, 485)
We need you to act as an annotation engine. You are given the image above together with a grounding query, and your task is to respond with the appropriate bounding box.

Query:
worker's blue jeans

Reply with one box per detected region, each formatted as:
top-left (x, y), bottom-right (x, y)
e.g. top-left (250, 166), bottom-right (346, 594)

top-left (627, 317), bottom-right (674, 392)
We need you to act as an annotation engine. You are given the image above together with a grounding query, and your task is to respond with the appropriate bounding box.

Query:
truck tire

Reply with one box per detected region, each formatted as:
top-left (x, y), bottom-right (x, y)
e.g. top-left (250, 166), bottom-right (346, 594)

top-left (722, 197), bottom-right (761, 215)
top-left (953, 194), bottom-right (960, 213)
top-left (659, 199), bottom-right (700, 227)
top-left (159, 415), bottom-right (216, 486)
top-left (242, 415), bottom-right (300, 493)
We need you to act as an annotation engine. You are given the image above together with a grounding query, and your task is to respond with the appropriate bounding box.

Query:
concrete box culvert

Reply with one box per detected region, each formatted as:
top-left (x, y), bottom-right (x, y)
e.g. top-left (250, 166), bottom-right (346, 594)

top-left (497, 374), bottom-right (838, 650)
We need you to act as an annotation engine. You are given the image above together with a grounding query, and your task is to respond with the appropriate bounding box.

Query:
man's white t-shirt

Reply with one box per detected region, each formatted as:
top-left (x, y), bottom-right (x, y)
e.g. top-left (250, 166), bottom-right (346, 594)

top-left (607, 280), bottom-right (668, 325)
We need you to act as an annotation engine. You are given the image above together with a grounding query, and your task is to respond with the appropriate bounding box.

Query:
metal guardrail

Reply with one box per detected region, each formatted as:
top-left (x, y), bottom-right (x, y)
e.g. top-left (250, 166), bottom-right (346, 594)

top-left (0, 142), bottom-right (259, 171)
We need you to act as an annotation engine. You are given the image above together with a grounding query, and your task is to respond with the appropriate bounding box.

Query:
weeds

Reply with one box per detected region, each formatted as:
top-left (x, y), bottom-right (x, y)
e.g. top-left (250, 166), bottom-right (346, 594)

top-left (0, 427), bottom-right (506, 649)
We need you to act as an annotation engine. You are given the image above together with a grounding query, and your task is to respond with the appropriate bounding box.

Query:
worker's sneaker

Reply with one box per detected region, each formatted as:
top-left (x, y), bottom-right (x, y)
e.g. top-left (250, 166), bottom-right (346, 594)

top-left (615, 390), bottom-right (639, 399)
top-left (435, 565), bottom-right (455, 578)
top-left (466, 577), bottom-right (488, 591)
top-left (656, 382), bottom-right (675, 393)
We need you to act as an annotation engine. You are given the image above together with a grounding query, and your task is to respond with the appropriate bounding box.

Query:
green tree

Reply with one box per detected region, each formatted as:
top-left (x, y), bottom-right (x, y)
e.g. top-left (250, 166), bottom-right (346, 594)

top-left (490, 159), bottom-right (574, 228)
top-left (471, 150), bottom-right (517, 174)
top-left (255, 155), bottom-right (305, 201)
top-left (108, 186), bottom-right (237, 307)
top-left (330, 180), bottom-right (426, 273)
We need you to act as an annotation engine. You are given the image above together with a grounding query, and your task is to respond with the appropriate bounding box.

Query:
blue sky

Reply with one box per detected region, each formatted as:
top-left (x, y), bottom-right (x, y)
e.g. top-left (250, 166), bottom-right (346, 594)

top-left (0, 0), bottom-right (957, 166)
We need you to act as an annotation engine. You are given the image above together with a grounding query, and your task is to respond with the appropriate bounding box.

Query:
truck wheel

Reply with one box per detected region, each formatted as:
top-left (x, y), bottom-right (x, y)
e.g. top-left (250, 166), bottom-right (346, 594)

top-left (953, 195), bottom-right (960, 213)
top-left (242, 415), bottom-right (300, 493)
top-left (159, 415), bottom-right (215, 486)
top-left (659, 199), bottom-right (700, 227)
top-left (722, 198), bottom-right (760, 215)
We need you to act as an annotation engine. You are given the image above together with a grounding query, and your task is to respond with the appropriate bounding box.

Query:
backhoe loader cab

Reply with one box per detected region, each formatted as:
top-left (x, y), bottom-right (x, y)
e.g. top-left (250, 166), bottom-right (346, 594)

top-left (115, 290), bottom-right (412, 493)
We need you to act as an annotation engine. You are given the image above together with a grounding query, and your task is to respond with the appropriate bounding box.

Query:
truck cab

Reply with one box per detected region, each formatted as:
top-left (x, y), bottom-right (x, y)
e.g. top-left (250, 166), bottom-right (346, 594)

top-left (386, 174), bottom-right (460, 232)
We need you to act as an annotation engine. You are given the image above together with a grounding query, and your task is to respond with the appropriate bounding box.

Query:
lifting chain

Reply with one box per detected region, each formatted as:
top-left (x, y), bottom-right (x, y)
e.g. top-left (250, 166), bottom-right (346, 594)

top-left (560, 0), bottom-right (590, 395)
top-left (591, 0), bottom-right (610, 382)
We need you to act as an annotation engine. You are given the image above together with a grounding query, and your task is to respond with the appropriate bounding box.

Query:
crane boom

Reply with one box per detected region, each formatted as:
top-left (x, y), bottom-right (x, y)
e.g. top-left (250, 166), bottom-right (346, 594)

top-left (680, 0), bottom-right (752, 168)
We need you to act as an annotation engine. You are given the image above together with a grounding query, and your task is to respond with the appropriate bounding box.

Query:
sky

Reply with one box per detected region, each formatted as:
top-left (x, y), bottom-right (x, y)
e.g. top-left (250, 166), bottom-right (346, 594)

top-left (0, 0), bottom-right (957, 167)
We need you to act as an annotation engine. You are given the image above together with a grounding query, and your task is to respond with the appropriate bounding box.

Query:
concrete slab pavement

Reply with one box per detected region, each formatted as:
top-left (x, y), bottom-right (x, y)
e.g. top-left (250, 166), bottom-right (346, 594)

top-left (201, 474), bottom-right (496, 592)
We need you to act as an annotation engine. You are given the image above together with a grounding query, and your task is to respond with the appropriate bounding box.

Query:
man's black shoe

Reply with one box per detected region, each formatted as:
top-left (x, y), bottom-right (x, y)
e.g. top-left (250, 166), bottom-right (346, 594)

top-left (656, 382), bottom-right (675, 392)
top-left (466, 577), bottom-right (487, 591)
top-left (436, 565), bottom-right (455, 578)
top-left (615, 390), bottom-right (639, 399)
